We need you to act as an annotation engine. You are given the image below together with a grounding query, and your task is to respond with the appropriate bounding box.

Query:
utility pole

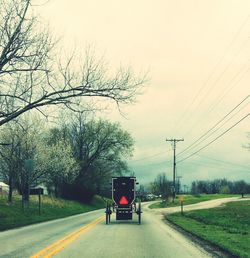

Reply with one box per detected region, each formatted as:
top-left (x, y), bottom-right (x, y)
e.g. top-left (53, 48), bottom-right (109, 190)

top-left (176, 175), bottom-right (182, 194)
top-left (166, 138), bottom-right (184, 202)
top-left (183, 184), bottom-right (187, 194)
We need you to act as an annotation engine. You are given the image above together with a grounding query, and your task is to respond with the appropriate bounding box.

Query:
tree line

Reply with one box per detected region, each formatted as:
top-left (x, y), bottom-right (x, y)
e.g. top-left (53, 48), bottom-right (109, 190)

top-left (191, 179), bottom-right (250, 195)
top-left (0, 113), bottom-right (134, 204)
top-left (149, 173), bottom-right (250, 199)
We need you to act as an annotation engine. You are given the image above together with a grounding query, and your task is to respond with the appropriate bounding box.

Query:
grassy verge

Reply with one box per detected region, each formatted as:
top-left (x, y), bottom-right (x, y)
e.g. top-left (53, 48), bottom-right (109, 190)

top-left (166, 200), bottom-right (250, 258)
top-left (0, 194), bottom-right (106, 231)
top-left (149, 194), bottom-right (238, 209)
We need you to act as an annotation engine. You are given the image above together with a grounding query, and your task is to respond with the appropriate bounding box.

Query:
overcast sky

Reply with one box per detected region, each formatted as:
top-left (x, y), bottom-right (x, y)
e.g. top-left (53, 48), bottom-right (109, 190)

top-left (38, 0), bottom-right (250, 187)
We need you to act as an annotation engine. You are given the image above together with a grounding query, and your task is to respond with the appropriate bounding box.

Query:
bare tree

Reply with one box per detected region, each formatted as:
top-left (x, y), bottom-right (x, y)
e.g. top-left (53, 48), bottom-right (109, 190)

top-left (151, 173), bottom-right (172, 200)
top-left (0, 116), bottom-right (44, 203)
top-left (0, 0), bottom-right (146, 127)
top-left (38, 113), bottom-right (133, 200)
top-left (0, 130), bottom-right (19, 203)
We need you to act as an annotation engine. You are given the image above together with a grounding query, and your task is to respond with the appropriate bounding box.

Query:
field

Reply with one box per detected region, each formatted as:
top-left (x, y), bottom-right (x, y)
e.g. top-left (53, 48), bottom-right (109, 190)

top-left (148, 194), bottom-right (238, 209)
top-left (0, 194), bottom-right (106, 231)
top-left (166, 200), bottom-right (250, 258)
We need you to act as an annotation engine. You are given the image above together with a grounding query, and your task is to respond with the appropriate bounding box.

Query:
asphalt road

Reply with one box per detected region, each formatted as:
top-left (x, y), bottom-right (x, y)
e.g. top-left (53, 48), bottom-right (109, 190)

top-left (0, 209), bottom-right (103, 258)
top-left (51, 206), bottom-right (210, 258)
top-left (1, 197), bottom-right (247, 258)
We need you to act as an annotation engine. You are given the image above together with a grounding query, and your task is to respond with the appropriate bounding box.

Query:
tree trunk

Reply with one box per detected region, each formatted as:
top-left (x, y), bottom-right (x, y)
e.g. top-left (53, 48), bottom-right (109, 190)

top-left (8, 176), bottom-right (13, 203)
top-left (54, 183), bottom-right (58, 198)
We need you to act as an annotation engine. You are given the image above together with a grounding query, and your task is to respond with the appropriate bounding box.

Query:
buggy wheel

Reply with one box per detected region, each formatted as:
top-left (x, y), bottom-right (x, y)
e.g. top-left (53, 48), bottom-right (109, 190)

top-left (105, 202), bottom-right (109, 224)
top-left (108, 205), bottom-right (111, 223)
top-left (138, 200), bottom-right (142, 224)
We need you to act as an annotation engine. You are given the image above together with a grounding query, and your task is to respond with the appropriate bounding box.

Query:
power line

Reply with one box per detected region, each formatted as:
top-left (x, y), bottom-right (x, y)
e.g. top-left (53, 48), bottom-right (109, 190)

top-left (174, 15), bottom-right (250, 135)
top-left (196, 154), bottom-right (250, 170)
top-left (178, 159), bottom-right (249, 172)
top-left (192, 38), bottom-right (250, 113)
top-left (129, 159), bottom-right (172, 167)
top-left (177, 112), bottom-right (250, 163)
top-left (179, 99), bottom-right (250, 158)
top-left (182, 47), bottom-right (250, 140)
top-left (204, 65), bottom-right (250, 117)
top-left (130, 149), bottom-right (172, 162)
top-left (177, 94), bottom-right (250, 157)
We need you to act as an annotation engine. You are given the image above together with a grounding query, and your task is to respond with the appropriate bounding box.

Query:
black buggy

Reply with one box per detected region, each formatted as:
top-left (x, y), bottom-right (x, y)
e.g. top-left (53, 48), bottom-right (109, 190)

top-left (105, 176), bottom-right (142, 224)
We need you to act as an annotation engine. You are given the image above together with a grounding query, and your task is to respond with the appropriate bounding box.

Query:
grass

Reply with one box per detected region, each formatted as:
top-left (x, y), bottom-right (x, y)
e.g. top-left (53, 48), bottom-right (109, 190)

top-left (0, 194), bottom-right (106, 231)
top-left (149, 194), bottom-right (238, 209)
top-left (166, 200), bottom-right (250, 258)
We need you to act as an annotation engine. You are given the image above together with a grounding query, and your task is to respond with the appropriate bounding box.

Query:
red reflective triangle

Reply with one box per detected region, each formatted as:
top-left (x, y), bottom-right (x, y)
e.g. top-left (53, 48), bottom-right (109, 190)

top-left (119, 196), bottom-right (129, 205)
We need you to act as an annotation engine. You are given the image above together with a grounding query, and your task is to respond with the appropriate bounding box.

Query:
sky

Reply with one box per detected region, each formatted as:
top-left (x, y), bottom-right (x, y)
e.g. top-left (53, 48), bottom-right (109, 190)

top-left (37, 0), bottom-right (250, 187)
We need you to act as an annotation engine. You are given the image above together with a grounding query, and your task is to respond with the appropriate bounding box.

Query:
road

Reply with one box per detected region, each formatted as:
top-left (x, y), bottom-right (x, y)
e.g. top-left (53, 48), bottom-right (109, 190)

top-left (148, 196), bottom-right (250, 215)
top-left (0, 197), bottom-right (248, 258)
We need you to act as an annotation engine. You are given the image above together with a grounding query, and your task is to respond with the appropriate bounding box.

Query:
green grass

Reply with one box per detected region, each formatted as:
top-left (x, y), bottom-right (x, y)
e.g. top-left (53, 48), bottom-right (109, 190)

top-left (149, 194), bottom-right (238, 209)
top-left (166, 201), bottom-right (250, 258)
top-left (0, 194), bottom-right (106, 231)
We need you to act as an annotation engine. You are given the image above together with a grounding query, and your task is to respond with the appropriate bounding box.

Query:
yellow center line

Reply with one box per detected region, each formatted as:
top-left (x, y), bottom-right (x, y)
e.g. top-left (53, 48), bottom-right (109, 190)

top-left (30, 216), bottom-right (105, 258)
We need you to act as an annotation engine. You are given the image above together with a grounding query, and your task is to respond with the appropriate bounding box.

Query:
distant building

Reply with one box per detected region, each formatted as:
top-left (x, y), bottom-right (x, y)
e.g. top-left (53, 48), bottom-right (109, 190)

top-left (146, 193), bottom-right (157, 200)
top-left (0, 182), bottom-right (9, 194)
top-left (35, 184), bottom-right (48, 195)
